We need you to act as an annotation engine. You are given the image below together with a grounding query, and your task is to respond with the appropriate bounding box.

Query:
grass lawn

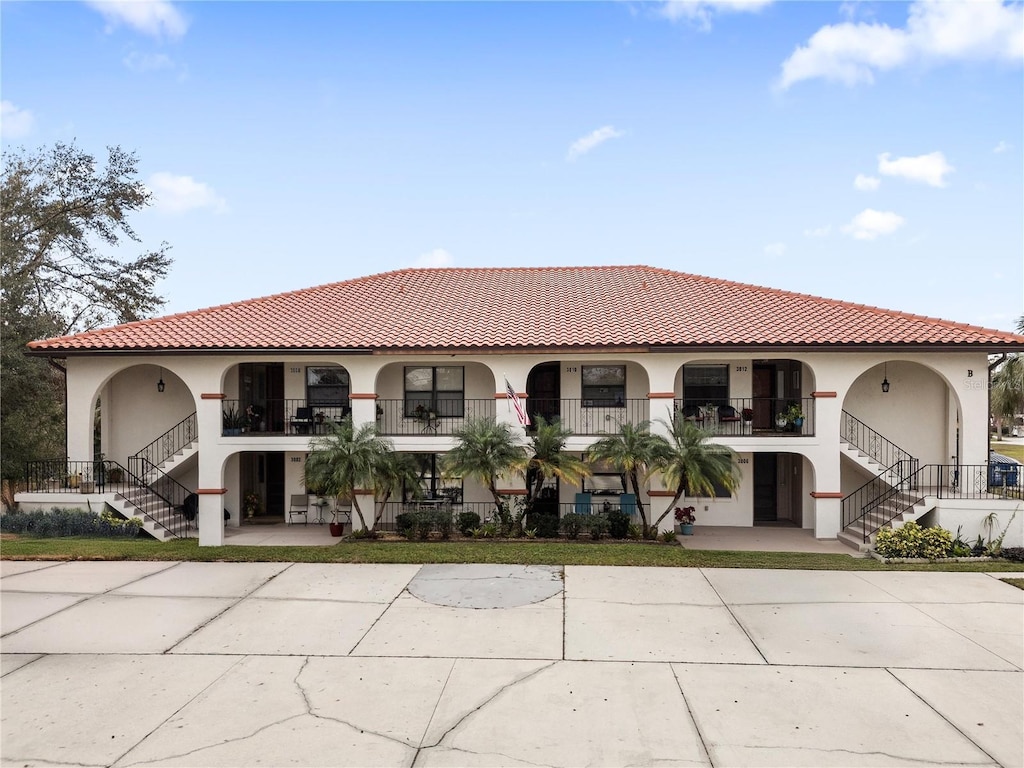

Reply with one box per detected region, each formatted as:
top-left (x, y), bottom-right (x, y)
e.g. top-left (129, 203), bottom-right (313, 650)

top-left (2, 535), bottom-right (1023, 572)
top-left (991, 441), bottom-right (1024, 463)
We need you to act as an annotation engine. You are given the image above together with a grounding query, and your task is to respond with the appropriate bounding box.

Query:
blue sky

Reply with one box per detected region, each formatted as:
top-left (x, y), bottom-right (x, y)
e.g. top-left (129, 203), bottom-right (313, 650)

top-left (3, 0), bottom-right (1022, 331)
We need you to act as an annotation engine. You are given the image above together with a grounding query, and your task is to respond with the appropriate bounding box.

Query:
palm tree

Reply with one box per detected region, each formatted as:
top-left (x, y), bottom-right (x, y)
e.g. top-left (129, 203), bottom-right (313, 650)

top-left (649, 413), bottom-right (740, 531)
top-left (585, 420), bottom-right (667, 536)
top-left (525, 415), bottom-right (591, 506)
top-left (304, 417), bottom-right (390, 531)
top-left (372, 451), bottom-right (423, 528)
top-left (441, 417), bottom-right (527, 516)
top-left (991, 316), bottom-right (1024, 437)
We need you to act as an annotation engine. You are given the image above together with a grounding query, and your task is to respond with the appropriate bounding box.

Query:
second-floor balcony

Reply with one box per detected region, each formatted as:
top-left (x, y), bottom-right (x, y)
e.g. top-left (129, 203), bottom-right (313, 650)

top-left (220, 397), bottom-right (815, 438)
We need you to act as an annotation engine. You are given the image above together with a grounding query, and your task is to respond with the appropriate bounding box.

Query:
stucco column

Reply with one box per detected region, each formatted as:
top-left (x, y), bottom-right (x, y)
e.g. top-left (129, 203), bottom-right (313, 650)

top-left (196, 390), bottom-right (226, 546)
top-left (809, 391), bottom-right (842, 539)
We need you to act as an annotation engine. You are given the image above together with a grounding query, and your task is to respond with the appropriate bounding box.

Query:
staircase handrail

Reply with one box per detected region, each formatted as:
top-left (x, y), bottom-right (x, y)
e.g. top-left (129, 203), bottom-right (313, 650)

top-left (840, 410), bottom-right (915, 470)
top-left (841, 460), bottom-right (907, 537)
top-left (133, 412), bottom-right (198, 470)
top-left (126, 457), bottom-right (196, 538)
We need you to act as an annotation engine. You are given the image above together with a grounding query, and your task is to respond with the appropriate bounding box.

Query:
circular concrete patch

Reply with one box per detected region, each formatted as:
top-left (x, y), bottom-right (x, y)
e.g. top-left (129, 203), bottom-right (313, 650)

top-left (407, 564), bottom-right (564, 609)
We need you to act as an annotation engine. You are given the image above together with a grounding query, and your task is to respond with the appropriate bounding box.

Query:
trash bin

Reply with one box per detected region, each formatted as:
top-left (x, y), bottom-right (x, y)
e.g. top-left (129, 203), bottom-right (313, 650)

top-left (988, 452), bottom-right (1020, 487)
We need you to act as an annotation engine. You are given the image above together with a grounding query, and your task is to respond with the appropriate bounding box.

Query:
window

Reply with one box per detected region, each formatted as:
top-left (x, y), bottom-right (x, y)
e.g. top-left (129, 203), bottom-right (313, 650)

top-left (583, 473), bottom-right (627, 496)
top-left (582, 365), bottom-right (625, 407)
top-left (689, 479), bottom-right (733, 499)
top-left (307, 367), bottom-right (350, 407)
top-left (405, 366), bottom-right (464, 417)
top-left (683, 364), bottom-right (728, 406)
top-left (405, 453), bottom-right (463, 502)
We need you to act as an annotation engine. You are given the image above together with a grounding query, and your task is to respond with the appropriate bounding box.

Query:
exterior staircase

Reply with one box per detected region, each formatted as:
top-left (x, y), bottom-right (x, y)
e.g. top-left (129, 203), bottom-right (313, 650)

top-left (838, 410), bottom-right (923, 552)
top-left (107, 483), bottom-right (194, 540)
top-left (102, 413), bottom-right (200, 540)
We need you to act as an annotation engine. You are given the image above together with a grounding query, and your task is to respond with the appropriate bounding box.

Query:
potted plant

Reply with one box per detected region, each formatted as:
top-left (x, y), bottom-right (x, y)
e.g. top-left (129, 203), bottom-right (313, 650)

top-left (329, 506), bottom-right (345, 537)
top-left (242, 492), bottom-right (261, 521)
top-left (674, 506), bottom-right (696, 535)
top-left (67, 471), bottom-right (81, 489)
top-left (223, 406), bottom-right (244, 436)
top-left (785, 404), bottom-right (804, 431)
top-left (106, 466), bottom-right (124, 484)
top-left (741, 408), bottom-right (753, 422)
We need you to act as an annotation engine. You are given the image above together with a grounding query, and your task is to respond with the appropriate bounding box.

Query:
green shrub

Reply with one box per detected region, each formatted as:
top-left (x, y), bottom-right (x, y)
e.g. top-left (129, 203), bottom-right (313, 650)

top-left (560, 513), bottom-right (585, 540)
top-left (586, 514), bottom-right (609, 540)
top-left (874, 522), bottom-right (953, 559)
top-left (527, 511), bottom-right (560, 538)
top-left (0, 508), bottom-right (141, 539)
top-left (395, 512), bottom-right (415, 538)
top-left (998, 546), bottom-right (1024, 562)
top-left (432, 510), bottom-right (453, 540)
top-left (456, 511), bottom-right (481, 536)
top-left (605, 509), bottom-right (631, 539)
top-left (659, 529), bottom-right (678, 543)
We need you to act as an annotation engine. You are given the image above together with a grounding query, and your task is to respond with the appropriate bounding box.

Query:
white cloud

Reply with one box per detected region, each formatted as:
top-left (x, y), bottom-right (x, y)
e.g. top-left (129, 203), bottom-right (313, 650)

top-left (803, 224), bottom-right (831, 238)
top-left (877, 151), bottom-right (953, 187)
top-left (657, 0), bottom-right (773, 31)
top-left (1, 100), bottom-right (34, 139)
top-left (408, 248), bottom-right (455, 269)
top-left (123, 51), bottom-right (174, 72)
top-left (993, 140), bottom-right (1011, 153)
top-left (567, 126), bottom-right (625, 162)
top-left (853, 173), bottom-right (880, 191)
top-left (85, 1), bottom-right (189, 40)
top-left (763, 242), bottom-right (787, 256)
top-left (841, 208), bottom-right (905, 240)
top-left (778, 0), bottom-right (1023, 89)
top-left (147, 172), bottom-right (226, 214)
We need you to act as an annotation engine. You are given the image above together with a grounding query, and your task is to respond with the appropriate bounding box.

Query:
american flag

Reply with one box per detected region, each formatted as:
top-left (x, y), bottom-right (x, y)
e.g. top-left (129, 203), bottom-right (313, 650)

top-left (505, 376), bottom-right (531, 427)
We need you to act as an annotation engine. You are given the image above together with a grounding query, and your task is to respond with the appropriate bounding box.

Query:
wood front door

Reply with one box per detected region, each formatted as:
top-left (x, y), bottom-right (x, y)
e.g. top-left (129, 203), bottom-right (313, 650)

top-left (753, 453), bottom-right (777, 522)
top-left (752, 365), bottom-right (774, 430)
top-left (527, 363), bottom-right (560, 426)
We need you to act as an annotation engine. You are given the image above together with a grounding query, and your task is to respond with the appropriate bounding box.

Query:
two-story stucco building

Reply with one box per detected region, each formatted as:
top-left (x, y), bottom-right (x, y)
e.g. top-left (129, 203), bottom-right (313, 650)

top-left (20, 266), bottom-right (1024, 548)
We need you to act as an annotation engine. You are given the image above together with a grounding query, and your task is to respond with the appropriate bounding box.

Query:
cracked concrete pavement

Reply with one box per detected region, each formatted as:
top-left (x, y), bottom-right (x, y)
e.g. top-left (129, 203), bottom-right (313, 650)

top-left (1, 561), bottom-right (1022, 767)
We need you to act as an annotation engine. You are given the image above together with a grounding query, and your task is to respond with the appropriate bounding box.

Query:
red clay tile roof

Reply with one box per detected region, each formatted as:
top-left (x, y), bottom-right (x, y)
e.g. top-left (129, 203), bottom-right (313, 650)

top-left (27, 266), bottom-right (1024, 353)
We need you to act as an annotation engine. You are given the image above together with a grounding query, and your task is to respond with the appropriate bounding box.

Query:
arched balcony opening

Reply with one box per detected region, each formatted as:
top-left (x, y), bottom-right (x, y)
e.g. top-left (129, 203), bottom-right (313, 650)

top-left (220, 362), bottom-right (352, 436)
top-left (372, 361), bottom-right (497, 436)
top-left (525, 360), bottom-right (651, 435)
top-left (674, 359), bottom-right (817, 436)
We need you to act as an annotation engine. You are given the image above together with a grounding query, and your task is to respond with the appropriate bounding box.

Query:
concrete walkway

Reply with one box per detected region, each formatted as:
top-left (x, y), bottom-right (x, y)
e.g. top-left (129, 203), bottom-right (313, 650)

top-left (2, 561), bottom-right (1022, 767)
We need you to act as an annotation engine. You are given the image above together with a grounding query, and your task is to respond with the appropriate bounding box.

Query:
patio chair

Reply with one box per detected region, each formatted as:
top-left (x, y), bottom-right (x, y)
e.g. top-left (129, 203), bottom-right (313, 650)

top-left (718, 405), bottom-right (742, 424)
top-left (291, 407), bottom-right (313, 435)
top-left (574, 492), bottom-right (592, 515)
top-left (288, 494), bottom-right (309, 525)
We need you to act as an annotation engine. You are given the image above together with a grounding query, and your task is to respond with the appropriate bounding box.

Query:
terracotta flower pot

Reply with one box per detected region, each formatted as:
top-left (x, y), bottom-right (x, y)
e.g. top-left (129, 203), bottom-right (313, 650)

top-left (329, 523), bottom-right (344, 537)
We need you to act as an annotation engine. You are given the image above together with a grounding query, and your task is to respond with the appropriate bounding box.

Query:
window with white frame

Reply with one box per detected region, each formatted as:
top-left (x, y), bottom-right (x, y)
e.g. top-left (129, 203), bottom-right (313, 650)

top-left (582, 365), bottom-right (625, 407)
top-left (306, 367), bottom-right (350, 406)
top-left (404, 366), bottom-right (465, 417)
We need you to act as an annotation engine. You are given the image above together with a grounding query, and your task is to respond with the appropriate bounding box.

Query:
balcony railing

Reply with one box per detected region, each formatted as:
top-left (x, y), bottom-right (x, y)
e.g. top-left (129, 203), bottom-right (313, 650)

top-left (674, 397), bottom-right (815, 436)
top-left (219, 396), bottom-right (814, 438)
top-left (375, 399), bottom-right (497, 436)
top-left (526, 398), bottom-right (650, 435)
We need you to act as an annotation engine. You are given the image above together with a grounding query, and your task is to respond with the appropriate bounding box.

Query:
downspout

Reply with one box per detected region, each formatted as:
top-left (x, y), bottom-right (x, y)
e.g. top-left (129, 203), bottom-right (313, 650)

top-left (988, 354), bottom-right (1007, 456)
top-left (48, 357), bottom-right (69, 466)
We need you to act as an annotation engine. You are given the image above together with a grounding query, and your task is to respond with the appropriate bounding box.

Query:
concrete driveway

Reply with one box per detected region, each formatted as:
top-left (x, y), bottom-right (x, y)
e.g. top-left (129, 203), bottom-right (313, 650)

top-left (2, 561), bottom-right (1022, 767)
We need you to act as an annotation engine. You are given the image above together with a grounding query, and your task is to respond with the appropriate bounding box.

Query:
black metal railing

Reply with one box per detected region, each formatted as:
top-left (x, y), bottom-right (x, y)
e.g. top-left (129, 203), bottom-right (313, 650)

top-left (23, 459), bottom-right (133, 495)
top-left (524, 398), bottom-right (650, 435)
top-left (127, 457), bottom-right (195, 538)
top-left (375, 399), bottom-right (497, 436)
top-left (220, 398), bottom-right (352, 436)
top-left (371, 497), bottom-right (646, 531)
top-left (134, 412), bottom-right (197, 468)
top-left (840, 410), bottom-right (914, 469)
top-left (22, 459), bottom-right (196, 539)
top-left (842, 462), bottom-right (1021, 542)
top-left (672, 397), bottom-right (814, 436)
